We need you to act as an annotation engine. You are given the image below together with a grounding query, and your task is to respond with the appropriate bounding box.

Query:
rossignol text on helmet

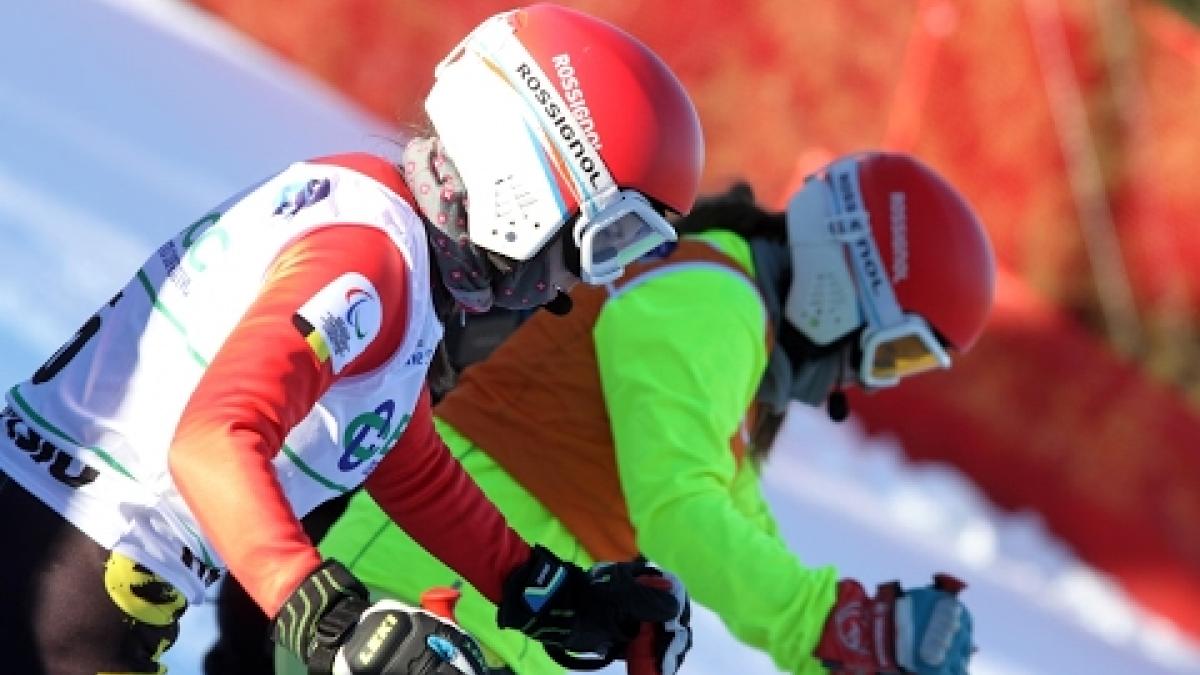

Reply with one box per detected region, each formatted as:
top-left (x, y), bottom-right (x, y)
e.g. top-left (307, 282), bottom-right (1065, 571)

top-left (784, 152), bottom-right (996, 388)
top-left (425, 3), bottom-right (704, 283)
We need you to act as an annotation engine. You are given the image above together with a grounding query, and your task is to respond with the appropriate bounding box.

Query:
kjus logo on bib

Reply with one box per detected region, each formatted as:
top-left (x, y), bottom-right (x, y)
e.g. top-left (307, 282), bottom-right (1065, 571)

top-left (340, 399), bottom-right (411, 472)
top-left (292, 273), bottom-right (382, 374)
top-left (2, 406), bottom-right (98, 489)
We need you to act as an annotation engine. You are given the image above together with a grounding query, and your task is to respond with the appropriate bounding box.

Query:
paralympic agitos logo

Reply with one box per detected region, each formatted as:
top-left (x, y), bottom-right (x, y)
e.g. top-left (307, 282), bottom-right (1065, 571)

top-left (345, 287), bottom-right (373, 339)
top-left (339, 400), bottom-right (411, 471)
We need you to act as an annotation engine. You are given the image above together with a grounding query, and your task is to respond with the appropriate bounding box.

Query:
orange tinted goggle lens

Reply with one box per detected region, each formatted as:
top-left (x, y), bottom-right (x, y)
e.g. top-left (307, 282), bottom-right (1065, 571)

top-left (866, 333), bottom-right (946, 383)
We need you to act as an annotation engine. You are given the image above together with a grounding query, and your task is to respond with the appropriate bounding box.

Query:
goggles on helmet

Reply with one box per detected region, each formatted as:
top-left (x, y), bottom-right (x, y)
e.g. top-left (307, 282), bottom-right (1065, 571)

top-left (427, 10), bottom-right (677, 284)
top-left (574, 190), bottom-right (674, 283)
top-left (787, 157), bottom-right (951, 389)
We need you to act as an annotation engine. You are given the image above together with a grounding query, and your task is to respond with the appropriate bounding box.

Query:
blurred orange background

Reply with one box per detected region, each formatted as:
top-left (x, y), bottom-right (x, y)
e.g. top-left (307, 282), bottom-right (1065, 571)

top-left (194, 0), bottom-right (1200, 640)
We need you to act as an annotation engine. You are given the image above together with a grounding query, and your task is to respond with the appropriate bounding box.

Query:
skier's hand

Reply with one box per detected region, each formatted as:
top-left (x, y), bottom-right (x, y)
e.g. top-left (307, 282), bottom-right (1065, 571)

top-left (497, 545), bottom-right (692, 673)
top-left (814, 573), bottom-right (974, 675)
top-left (272, 559), bottom-right (487, 675)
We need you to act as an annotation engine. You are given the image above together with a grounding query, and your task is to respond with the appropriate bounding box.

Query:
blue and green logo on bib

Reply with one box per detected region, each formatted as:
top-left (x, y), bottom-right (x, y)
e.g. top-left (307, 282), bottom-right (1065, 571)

top-left (339, 400), bottom-right (411, 472)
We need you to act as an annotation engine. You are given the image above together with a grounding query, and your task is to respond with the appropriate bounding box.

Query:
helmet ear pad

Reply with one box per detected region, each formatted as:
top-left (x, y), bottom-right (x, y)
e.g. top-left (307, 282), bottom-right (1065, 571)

top-left (783, 180), bottom-right (863, 346)
top-left (425, 52), bottom-right (574, 263)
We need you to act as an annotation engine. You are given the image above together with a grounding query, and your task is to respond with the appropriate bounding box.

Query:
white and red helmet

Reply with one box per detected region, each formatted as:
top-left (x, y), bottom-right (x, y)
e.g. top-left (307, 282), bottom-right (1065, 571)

top-left (786, 152), bottom-right (996, 388)
top-left (425, 3), bottom-right (705, 283)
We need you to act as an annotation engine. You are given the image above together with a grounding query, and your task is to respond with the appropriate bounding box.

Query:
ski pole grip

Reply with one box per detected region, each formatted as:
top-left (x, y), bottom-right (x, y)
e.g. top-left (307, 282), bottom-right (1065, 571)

top-left (420, 585), bottom-right (463, 621)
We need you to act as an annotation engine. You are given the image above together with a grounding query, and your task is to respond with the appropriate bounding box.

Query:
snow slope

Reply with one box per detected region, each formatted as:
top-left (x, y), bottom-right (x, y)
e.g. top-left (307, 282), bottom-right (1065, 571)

top-left (1, 1), bottom-right (1197, 673)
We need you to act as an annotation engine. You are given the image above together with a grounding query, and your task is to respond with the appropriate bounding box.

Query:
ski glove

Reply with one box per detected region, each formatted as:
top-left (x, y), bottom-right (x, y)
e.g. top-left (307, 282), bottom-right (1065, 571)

top-left (273, 559), bottom-right (487, 675)
top-left (496, 545), bottom-right (692, 674)
top-left (815, 573), bottom-right (974, 675)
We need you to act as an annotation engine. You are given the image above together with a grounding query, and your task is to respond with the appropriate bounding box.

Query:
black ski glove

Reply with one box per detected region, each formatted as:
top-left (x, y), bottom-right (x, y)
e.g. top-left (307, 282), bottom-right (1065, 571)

top-left (273, 559), bottom-right (487, 675)
top-left (496, 545), bottom-right (691, 672)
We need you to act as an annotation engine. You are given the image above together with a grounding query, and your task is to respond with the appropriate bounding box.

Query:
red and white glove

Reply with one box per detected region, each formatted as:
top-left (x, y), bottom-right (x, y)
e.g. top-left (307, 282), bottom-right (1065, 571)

top-left (814, 574), bottom-right (973, 675)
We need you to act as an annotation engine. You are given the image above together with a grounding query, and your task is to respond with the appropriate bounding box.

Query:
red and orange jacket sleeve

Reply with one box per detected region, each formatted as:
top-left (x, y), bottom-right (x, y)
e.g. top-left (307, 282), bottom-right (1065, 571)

top-left (169, 224), bottom-right (528, 616)
top-left (365, 388), bottom-right (530, 603)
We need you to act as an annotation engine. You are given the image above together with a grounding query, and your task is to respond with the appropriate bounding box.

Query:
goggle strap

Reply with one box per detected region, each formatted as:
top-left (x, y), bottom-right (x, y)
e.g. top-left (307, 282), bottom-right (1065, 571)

top-left (826, 161), bottom-right (905, 329)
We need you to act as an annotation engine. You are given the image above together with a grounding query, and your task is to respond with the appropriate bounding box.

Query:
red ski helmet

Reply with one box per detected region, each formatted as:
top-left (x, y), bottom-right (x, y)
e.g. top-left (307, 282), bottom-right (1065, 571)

top-left (785, 152), bottom-right (996, 387)
top-left (425, 4), bottom-right (705, 283)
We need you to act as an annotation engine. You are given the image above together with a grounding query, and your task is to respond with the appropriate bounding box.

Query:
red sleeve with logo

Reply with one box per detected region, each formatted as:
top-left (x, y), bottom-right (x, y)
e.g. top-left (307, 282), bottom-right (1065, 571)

top-left (169, 223), bottom-right (528, 617)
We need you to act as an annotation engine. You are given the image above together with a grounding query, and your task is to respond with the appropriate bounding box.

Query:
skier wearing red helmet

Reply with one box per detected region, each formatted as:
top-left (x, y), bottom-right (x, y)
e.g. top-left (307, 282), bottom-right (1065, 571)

top-left (284, 150), bottom-right (993, 675)
top-left (0, 5), bottom-right (702, 675)
top-left (420, 2), bottom-right (704, 307)
top-left (779, 151), bottom-right (995, 416)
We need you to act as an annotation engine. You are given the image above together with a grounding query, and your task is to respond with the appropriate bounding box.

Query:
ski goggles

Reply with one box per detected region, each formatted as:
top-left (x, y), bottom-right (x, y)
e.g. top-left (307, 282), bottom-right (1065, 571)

top-left (857, 313), bottom-right (950, 388)
top-left (790, 157), bottom-right (951, 389)
top-left (573, 189), bottom-right (676, 284)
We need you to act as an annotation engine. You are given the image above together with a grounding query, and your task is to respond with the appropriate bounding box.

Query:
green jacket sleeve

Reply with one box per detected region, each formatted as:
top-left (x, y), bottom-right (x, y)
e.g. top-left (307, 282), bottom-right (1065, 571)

top-left (594, 262), bottom-right (838, 675)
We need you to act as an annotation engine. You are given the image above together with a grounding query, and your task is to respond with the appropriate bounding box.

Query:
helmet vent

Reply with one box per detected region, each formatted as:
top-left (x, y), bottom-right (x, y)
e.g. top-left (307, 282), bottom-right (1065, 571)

top-left (490, 174), bottom-right (545, 246)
